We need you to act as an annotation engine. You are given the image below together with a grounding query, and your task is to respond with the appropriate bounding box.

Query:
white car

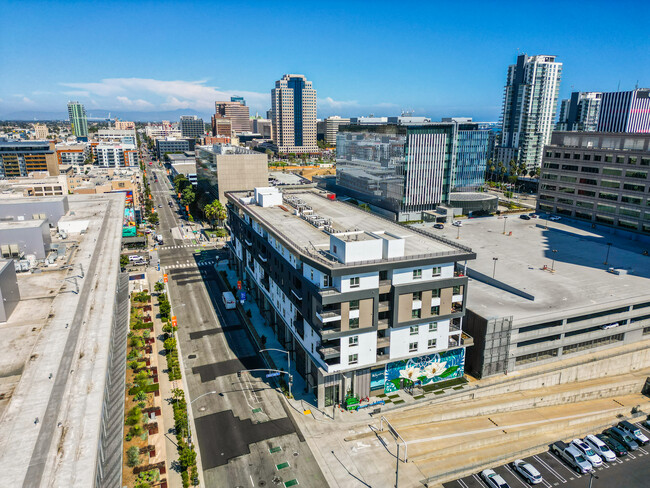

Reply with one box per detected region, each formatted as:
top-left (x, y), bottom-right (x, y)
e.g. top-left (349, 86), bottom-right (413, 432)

top-left (571, 439), bottom-right (603, 467)
top-left (452, 220), bottom-right (463, 227)
top-left (585, 434), bottom-right (616, 462)
top-left (549, 215), bottom-right (561, 221)
top-left (512, 459), bottom-right (543, 484)
top-left (480, 469), bottom-right (511, 488)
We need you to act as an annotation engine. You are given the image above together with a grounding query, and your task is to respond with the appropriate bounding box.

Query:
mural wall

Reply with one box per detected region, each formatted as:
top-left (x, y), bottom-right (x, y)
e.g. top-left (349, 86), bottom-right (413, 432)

top-left (371, 348), bottom-right (465, 394)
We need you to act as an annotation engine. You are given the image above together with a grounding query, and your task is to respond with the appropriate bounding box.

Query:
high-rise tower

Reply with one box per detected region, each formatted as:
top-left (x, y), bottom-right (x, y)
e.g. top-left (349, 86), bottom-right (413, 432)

top-left (271, 74), bottom-right (318, 154)
top-left (67, 101), bottom-right (88, 140)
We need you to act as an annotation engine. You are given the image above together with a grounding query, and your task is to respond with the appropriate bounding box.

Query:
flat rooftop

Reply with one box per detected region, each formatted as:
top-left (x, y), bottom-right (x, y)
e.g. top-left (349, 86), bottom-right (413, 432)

top-left (231, 189), bottom-right (470, 266)
top-left (414, 216), bottom-right (650, 324)
top-left (0, 219), bottom-right (46, 230)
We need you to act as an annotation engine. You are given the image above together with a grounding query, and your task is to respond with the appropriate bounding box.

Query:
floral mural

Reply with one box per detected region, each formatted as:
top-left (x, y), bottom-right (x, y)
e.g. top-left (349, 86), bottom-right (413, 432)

top-left (382, 348), bottom-right (465, 393)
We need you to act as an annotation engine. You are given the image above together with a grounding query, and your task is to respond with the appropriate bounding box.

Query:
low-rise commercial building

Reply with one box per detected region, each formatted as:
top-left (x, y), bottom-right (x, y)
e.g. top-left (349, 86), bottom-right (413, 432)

top-left (0, 139), bottom-right (59, 178)
top-left (180, 115), bottom-right (205, 139)
top-left (0, 260), bottom-right (20, 322)
top-left (156, 138), bottom-right (195, 161)
top-left (0, 220), bottom-right (51, 259)
top-left (538, 132), bottom-right (650, 235)
top-left (0, 173), bottom-right (69, 197)
top-left (0, 195), bottom-right (70, 226)
top-left (227, 188), bottom-right (475, 408)
top-left (167, 153), bottom-right (197, 186)
top-left (196, 144), bottom-right (268, 204)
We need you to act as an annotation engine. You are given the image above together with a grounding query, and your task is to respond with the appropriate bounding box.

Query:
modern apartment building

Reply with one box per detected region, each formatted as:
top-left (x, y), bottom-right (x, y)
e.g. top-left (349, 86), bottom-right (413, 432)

top-left (324, 116), bottom-right (351, 146)
top-left (180, 115), bottom-right (205, 139)
top-left (145, 123), bottom-right (181, 139)
top-left (96, 128), bottom-right (137, 145)
top-left (597, 88), bottom-right (650, 133)
top-left (336, 122), bottom-right (490, 220)
top-left (271, 74), bottom-right (318, 154)
top-left (156, 138), bottom-right (196, 160)
top-left (557, 92), bottom-right (602, 132)
top-left (226, 188), bottom-right (475, 407)
top-left (95, 143), bottom-right (139, 168)
top-left (56, 142), bottom-right (90, 165)
top-left (67, 101), bottom-right (89, 140)
top-left (496, 54), bottom-right (562, 170)
top-left (214, 101), bottom-right (251, 134)
top-left (538, 132), bottom-right (650, 235)
top-left (0, 139), bottom-right (59, 178)
top-left (195, 144), bottom-right (268, 204)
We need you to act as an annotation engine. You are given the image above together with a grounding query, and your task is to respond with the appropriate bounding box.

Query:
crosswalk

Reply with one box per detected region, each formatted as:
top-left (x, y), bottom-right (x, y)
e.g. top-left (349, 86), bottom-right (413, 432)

top-left (163, 260), bottom-right (216, 270)
top-left (158, 244), bottom-right (205, 250)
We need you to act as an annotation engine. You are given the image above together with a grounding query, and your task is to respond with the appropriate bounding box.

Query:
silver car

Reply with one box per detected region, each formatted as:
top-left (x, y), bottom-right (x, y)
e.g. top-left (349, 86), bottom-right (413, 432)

top-left (512, 459), bottom-right (543, 484)
top-left (480, 469), bottom-right (511, 488)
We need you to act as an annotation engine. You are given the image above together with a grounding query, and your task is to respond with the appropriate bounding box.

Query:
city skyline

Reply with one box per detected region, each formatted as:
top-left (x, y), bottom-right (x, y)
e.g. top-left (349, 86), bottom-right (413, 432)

top-left (1, 1), bottom-right (649, 121)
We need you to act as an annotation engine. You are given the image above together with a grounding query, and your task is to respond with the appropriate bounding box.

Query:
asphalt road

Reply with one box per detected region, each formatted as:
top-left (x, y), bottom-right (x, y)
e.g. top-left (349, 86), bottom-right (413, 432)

top-left (443, 420), bottom-right (650, 488)
top-left (147, 163), bottom-right (326, 487)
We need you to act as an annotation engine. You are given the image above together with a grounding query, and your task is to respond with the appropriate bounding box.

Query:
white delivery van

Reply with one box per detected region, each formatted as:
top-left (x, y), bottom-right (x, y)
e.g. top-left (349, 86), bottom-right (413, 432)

top-left (222, 291), bottom-right (236, 310)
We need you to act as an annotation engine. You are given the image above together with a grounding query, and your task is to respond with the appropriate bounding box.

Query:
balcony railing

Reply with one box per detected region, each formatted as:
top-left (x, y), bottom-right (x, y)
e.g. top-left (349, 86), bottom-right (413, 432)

top-left (378, 301), bottom-right (390, 312)
top-left (258, 253), bottom-right (268, 263)
top-left (317, 309), bottom-right (342, 323)
top-left (378, 318), bottom-right (389, 329)
top-left (377, 336), bottom-right (390, 348)
top-left (317, 344), bottom-right (341, 360)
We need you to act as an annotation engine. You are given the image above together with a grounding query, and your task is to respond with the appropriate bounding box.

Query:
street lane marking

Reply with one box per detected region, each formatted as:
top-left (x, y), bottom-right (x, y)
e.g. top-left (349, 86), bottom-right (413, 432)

top-left (504, 464), bottom-right (529, 487)
top-left (533, 455), bottom-right (567, 483)
top-left (457, 479), bottom-right (470, 488)
top-left (472, 474), bottom-right (489, 487)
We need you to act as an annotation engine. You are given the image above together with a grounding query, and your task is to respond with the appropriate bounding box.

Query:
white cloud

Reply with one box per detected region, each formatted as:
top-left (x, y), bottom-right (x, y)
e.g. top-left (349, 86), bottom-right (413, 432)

top-left (318, 97), bottom-right (360, 109)
top-left (21, 97), bottom-right (35, 105)
top-left (116, 96), bottom-right (154, 109)
top-left (60, 78), bottom-right (270, 113)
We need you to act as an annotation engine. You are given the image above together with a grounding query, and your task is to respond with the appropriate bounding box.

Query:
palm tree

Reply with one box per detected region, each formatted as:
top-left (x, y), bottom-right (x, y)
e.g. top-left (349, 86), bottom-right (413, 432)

top-left (204, 199), bottom-right (227, 228)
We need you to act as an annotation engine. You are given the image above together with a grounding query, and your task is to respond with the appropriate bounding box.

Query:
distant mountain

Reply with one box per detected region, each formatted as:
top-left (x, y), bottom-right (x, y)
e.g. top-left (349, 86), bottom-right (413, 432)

top-left (0, 108), bottom-right (213, 122)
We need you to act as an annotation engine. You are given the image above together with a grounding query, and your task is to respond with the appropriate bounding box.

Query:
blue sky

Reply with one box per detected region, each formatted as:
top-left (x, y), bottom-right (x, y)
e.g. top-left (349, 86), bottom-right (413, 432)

top-left (1, 0), bottom-right (649, 120)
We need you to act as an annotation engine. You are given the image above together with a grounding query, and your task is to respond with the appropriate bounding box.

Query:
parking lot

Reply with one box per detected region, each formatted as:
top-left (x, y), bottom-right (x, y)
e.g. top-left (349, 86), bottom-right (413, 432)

top-left (443, 421), bottom-right (650, 488)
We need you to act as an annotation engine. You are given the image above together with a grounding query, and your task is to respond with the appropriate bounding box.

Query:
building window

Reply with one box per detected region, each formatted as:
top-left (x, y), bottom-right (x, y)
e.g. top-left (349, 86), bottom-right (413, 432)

top-left (432, 289), bottom-right (440, 298)
top-left (594, 155), bottom-right (602, 162)
top-left (452, 285), bottom-right (462, 295)
top-left (410, 326), bottom-right (419, 335)
top-left (428, 339), bottom-right (437, 349)
top-left (349, 318), bottom-right (359, 329)
top-left (429, 322), bottom-right (438, 332)
top-left (411, 309), bottom-right (421, 319)
top-left (409, 342), bottom-right (418, 352)
top-left (413, 291), bottom-right (422, 301)
top-left (323, 275), bottom-right (332, 287)
top-left (413, 269), bottom-right (422, 280)
top-left (349, 336), bottom-right (359, 346)
top-left (350, 277), bottom-right (360, 288)
top-left (616, 156), bottom-right (625, 164)
top-left (350, 300), bottom-right (359, 310)
top-left (348, 354), bottom-right (358, 365)
top-left (431, 306), bottom-right (440, 316)
top-left (432, 267), bottom-right (441, 277)
top-left (379, 270), bottom-right (388, 281)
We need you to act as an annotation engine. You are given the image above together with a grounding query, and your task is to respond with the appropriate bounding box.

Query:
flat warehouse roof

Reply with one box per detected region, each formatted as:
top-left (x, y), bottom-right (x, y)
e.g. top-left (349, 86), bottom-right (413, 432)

top-left (0, 219), bottom-right (47, 230)
top-left (230, 189), bottom-right (470, 265)
top-left (415, 216), bottom-right (650, 323)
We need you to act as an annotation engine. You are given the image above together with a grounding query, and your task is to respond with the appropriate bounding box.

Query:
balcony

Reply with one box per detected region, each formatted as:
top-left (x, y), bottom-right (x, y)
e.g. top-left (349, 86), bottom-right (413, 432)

top-left (244, 238), bottom-right (253, 247)
top-left (462, 332), bottom-right (473, 347)
top-left (378, 301), bottom-right (390, 313)
top-left (378, 318), bottom-right (389, 330)
top-left (451, 302), bottom-right (463, 314)
top-left (291, 289), bottom-right (303, 301)
top-left (318, 344), bottom-right (341, 360)
top-left (448, 332), bottom-right (473, 348)
top-left (377, 336), bottom-right (390, 348)
top-left (316, 309), bottom-right (342, 323)
top-left (320, 324), bottom-right (341, 337)
top-left (258, 253), bottom-right (268, 263)
top-left (450, 319), bottom-right (461, 332)
top-left (319, 287), bottom-right (341, 298)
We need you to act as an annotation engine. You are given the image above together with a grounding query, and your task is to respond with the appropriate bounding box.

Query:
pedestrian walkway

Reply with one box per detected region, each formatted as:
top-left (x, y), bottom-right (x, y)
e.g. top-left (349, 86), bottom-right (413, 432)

top-left (159, 244), bottom-right (206, 250)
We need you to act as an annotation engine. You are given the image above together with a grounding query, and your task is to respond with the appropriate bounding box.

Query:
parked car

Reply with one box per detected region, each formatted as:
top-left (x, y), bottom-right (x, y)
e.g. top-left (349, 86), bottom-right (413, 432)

top-left (549, 215), bottom-right (561, 221)
top-left (551, 441), bottom-right (593, 474)
top-left (604, 427), bottom-right (639, 451)
top-left (512, 459), bottom-right (543, 484)
top-left (452, 220), bottom-right (462, 227)
top-left (480, 469), bottom-right (511, 488)
top-left (571, 439), bottom-right (603, 467)
top-left (618, 421), bottom-right (650, 445)
top-left (433, 223), bottom-right (444, 229)
top-left (529, 213), bottom-right (539, 219)
top-left (596, 433), bottom-right (628, 456)
top-left (519, 214), bottom-right (531, 220)
top-left (585, 434), bottom-right (617, 462)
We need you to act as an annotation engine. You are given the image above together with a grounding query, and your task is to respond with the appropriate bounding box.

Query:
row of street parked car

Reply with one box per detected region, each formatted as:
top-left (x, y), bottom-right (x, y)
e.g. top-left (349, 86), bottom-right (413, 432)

top-left (479, 419), bottom-right (650, 487)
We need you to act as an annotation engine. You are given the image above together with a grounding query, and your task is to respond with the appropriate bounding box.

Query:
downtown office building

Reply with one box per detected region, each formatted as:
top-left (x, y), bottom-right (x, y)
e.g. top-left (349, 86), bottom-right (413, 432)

top-left (226, 188), bottom-right (474, 408)
top-left (597, 88), bottom-right (650, 133)
top-left (557, 92), bottom-right (602, 132)
top-left (271, 74), bottom-right (318, 154)
top-left (538, 131), bottom-right (650, 235)
top-left (335, 122), bottom-right (490, 221)
top-left (496, 54), bottom-right (562, 170)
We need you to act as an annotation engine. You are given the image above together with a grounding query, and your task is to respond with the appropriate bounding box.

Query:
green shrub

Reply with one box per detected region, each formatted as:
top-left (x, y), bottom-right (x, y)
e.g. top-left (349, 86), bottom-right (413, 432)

top-left (126, 446), bottom-right (141, 467)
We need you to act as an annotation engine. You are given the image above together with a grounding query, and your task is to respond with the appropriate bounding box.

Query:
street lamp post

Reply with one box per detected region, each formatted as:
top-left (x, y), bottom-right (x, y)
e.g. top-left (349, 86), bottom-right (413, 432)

top-left (588, 471), bottom-right (599, 488)
top-left (187, 390), bottom-right (218, 447)
top-left (492, 257), bottom-right (498, 279)
top-left (456, 224), bottom-right (460, 240)
top-left (260, 348), bottom-right (292, 398)
top-left (551, 249), bottom-right (558, 271)
top-left (604, 242), bottom-right (613, 265)
top-left (503, 216), bottom-right (508, 234)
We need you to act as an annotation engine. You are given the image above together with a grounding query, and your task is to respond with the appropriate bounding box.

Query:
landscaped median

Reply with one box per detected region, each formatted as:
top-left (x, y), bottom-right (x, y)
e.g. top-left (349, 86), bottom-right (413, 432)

top-left (158, 288), bottom-right (200, 487)
top-left (121, 290), bottom-right (166, 488)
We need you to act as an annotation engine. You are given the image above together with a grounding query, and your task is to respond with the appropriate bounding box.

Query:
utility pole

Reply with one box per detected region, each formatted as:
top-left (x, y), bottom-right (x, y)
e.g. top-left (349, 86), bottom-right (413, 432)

top-left (604, 242), bottom-right (612, 265)
top-left (502, 216), bottom-right (508, 234)
top-left (551, 249), bottom-right (558, 271)
top-left (492, 257), bottom-right (499, 279)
